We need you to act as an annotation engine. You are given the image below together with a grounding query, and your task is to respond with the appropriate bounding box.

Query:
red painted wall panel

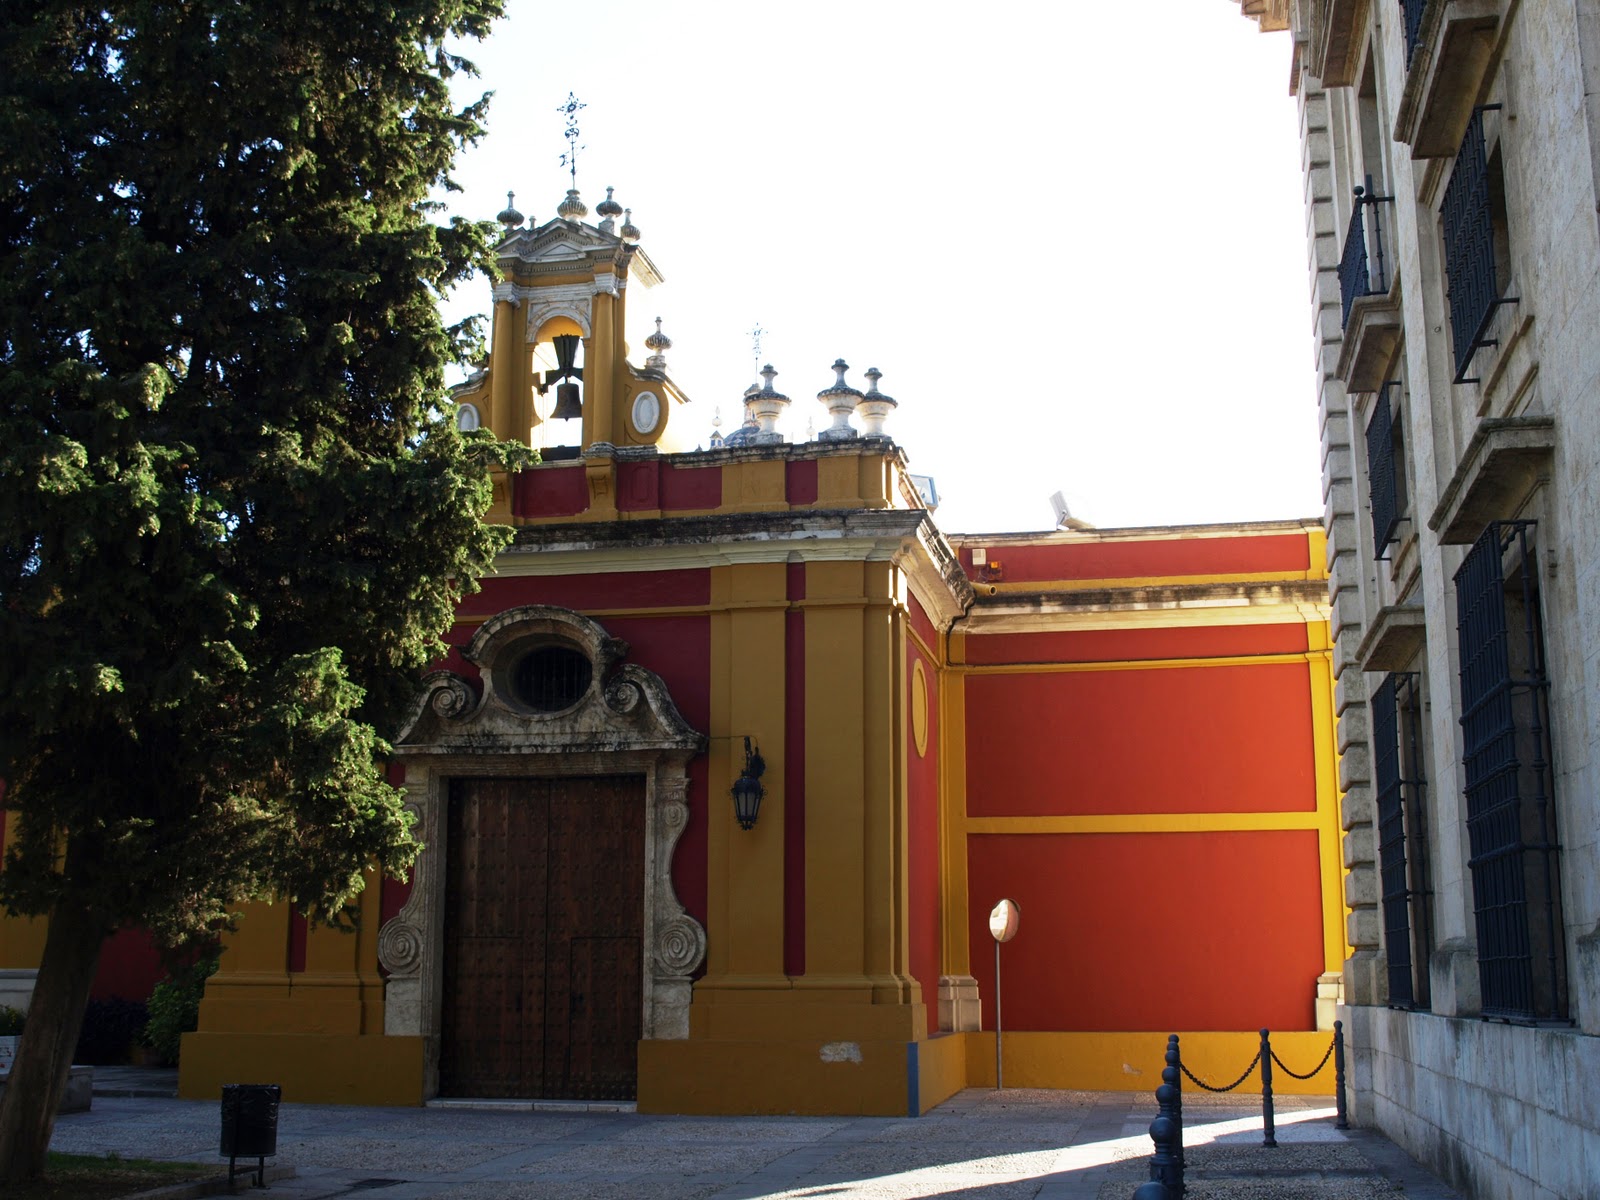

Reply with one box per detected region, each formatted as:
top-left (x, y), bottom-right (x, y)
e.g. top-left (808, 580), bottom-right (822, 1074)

top-left (287, 913), bottom-right (307, 974)
top-left (91, 928), bottom-right (166, 1002)
top-left (908, 592), bottom-right (938, 652)
top-left (785, 459), bottom-right (818, 506)
top-left (967, 831), bottom-right (1323, 1031)
top-left (962, 534), bottom-right (1310, 584)
top-left (965, 623), bottom-right (1309, 666)
top-left (660, 463), bottom-right (722, 511)
top-left (513, 464), bottom-right (588, 518)
top-left (616, 461), bottom-right (661, 512)
top-left (459, 569), bottom-right (711, 616)
top-left (603, 615), bottom-right (712, 934)
top-left (907, 641), bottom-right (941, 1025)
top-left (965, 663), bottom-right (1316, 816)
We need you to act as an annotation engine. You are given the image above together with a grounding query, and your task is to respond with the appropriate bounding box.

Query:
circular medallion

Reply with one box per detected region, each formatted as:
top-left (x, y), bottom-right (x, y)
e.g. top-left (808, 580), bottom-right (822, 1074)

top-left (911, 659), bottom-right (930, 757)
top-left (632, 390), bottom-right (661, 435)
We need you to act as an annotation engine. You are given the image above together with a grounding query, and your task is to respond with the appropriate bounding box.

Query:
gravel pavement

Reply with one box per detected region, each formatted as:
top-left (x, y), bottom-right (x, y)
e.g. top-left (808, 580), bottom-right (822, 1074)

top-left (49, 1070), bottom-right (1463, 1199)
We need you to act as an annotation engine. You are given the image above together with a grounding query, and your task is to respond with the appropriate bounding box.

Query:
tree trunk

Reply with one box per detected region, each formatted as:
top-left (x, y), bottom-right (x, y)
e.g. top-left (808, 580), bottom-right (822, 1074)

top-left (0, 899), bottom-right (106, 1184)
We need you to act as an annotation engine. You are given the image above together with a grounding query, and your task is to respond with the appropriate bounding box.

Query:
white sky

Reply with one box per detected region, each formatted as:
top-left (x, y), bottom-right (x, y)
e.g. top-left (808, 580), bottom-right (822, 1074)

top-left (441, 1), bottom-right (1316, 535)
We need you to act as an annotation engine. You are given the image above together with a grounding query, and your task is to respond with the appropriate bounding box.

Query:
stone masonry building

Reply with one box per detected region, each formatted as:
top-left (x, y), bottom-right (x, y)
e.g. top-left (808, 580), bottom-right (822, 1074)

top-left (1236, 2), bottom-right (1600, 1196)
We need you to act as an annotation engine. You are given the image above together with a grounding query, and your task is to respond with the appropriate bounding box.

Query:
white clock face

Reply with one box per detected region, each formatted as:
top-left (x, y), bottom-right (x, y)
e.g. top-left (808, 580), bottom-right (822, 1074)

top-left (632, 391), bottom-right (661, 435)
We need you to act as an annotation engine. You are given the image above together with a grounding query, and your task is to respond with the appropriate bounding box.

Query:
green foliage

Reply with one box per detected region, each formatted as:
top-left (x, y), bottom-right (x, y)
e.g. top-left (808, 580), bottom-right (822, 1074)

top-left (0, 0), bottom-right (511, 940)
top-left (140, 953), bottom-right (219, 1066)
top-left (73, 998), bottom-right (148, 1066)
top-left (0, 1008), bottom-right (23, 1037)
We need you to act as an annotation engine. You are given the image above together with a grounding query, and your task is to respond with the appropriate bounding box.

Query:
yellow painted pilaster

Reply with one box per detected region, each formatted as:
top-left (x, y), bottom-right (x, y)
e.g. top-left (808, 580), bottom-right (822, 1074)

top-left (729, 459), bottom-right (788, 513)
top-left (488, 298), bottom-right (516, 441)
top-left (862, 562), bottom-right (911, 1003)
top-left (292, 869), bottom-right (385, 1036)
top-left (584, 454), bottom-right (617, 522)
top-left (0, 812), bottom-right (48, 972)
top-left (692, 564), bottom-right (789, 1024)
top-left (1307, 619), bottom-right (1348, 973)
top-left (194, 899), bottom-right (291, 1033)
top-left (801, 560), bottom-right (868, 990)
top-left (814, 452), bottom-right (867, 508)
top-left (584, 289), bottom-right (617, 448)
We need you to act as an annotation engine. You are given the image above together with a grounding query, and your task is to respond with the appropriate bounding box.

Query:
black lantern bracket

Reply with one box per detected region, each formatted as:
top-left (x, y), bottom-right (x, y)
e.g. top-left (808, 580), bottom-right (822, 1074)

top-left (731, 736), bottom-right (766, 830)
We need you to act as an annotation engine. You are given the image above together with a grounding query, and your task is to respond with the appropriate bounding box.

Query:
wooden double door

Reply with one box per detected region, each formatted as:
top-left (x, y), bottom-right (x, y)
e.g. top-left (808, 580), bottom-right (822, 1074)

top-left (439, 776), bottom-right (645, 1100)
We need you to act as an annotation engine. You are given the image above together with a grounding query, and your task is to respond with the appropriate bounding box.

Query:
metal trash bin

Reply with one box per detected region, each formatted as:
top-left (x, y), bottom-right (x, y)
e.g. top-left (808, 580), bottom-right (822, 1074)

top-left (220, 1083), bottom-right (280, 1188)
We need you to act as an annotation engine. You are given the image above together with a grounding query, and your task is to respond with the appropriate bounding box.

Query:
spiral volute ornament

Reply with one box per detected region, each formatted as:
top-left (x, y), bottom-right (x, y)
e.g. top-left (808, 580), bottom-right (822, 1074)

top-left (428, 674), bottom-right (474, 721)
top-left (605, 678), bottom-right (643, 714)
top-left (655, 914), bottom-right (706, 976)
top-left (377, 919), bottom-right (424, 977)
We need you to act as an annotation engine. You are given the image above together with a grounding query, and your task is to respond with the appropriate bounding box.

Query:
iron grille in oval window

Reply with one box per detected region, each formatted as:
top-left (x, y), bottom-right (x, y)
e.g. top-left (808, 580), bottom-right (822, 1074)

top-left (512, 645), bottom-right (593, 712)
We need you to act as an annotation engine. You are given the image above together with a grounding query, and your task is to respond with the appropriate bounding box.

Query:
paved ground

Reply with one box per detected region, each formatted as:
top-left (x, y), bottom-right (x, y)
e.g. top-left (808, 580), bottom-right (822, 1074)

top-left (50, 1069), bottom-right (1464, 1199)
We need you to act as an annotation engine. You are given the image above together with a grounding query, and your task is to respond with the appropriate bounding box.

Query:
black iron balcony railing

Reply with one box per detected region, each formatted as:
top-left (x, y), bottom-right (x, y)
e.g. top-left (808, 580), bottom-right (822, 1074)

top-left (1455, 521), bottom-right (1566, 1021)
top-left (1374, 672), bottom-right (1433, 1009)
top-left (1366, 382), bottom-right (1402, 557)
top-left (1400, 0), bottom-right (1428, 66)
top-left (1338, 175), bottom-right (1394, 328)
top-left (1443, 106), bottom-right (1516, 382)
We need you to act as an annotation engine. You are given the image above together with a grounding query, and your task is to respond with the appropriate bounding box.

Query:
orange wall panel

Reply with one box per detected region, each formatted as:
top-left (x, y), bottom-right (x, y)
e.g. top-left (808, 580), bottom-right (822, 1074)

top-left (968, 831), bottom-right (1323, 1032)
top-left (965, 663), bottom-right (1315, 816)
top-left (961, 534), bottom-right (1310, 584)
top-left (965, 623), bottom-right (1308, 666)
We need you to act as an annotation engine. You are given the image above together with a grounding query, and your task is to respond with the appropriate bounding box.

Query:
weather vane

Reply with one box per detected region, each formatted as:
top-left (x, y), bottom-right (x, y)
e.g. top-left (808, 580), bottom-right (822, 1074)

top-left (749, 322), bottom-right (767, 376)
top-left (557, 92), bottom-right (586, 188)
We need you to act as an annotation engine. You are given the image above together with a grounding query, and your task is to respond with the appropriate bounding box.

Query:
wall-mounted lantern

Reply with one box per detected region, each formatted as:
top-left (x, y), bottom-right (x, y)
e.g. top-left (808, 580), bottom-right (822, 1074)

top-left (731, 737), bottom-right (766, 830)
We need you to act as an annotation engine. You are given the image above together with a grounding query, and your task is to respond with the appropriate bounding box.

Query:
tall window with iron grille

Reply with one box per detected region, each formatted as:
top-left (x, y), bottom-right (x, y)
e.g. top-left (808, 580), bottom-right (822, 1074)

top-left (1372, 671), bottom-right (1435, 1009)
top-left (1454, 522), bottom-right (1566, 1021)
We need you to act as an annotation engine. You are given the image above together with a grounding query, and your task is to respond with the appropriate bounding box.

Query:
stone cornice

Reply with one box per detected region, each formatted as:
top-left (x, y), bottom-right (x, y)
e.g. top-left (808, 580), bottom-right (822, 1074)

top-left (957, 580), bottom-right (1329, 636)
top-left (494, 509), bottom-right (973, 629)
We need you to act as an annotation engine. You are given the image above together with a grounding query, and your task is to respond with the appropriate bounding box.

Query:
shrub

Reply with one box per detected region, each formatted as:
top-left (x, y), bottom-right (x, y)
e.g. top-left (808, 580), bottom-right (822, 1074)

top-left (75, 997), bottom-right (150, 1064)
top-left (0, 1005), bottom-right (24, 1036)
top-left (141, 953), bottom-right (219, 1067)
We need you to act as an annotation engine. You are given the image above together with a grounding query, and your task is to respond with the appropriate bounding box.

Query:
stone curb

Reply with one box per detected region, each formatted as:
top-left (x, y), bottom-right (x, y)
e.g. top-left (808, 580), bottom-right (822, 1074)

top-left (120, 1164), bottom-right (296, 1199)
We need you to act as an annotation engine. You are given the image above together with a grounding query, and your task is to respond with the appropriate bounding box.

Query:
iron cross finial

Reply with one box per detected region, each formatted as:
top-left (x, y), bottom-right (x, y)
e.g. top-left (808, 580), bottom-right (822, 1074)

top-left (557, 92), bottom-right (587, 188)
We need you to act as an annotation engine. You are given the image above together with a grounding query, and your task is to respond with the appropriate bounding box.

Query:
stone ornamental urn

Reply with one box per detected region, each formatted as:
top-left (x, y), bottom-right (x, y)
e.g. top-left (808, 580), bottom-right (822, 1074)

top-left (817, 358), bottom-right (862, 440)
top-left (858, 367), bottom-right (897, 437)
top-left (749, 364), bottom-right (789, 443)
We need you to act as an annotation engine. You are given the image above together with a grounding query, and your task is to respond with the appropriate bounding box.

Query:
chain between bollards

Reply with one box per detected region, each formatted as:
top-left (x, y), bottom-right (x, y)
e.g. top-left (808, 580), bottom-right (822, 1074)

top-left (1142, 1025), bottom-right (1350, 1192)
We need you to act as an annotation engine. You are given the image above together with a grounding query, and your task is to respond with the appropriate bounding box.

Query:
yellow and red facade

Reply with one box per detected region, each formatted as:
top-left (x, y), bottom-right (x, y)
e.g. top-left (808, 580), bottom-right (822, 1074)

top-left (0, 199), bottom-right (1345, 1113)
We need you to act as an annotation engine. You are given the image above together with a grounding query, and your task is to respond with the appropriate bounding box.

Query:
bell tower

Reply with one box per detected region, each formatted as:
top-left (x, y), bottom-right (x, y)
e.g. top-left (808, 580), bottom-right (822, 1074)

top-left (451, 184), bottom-right (689, 460)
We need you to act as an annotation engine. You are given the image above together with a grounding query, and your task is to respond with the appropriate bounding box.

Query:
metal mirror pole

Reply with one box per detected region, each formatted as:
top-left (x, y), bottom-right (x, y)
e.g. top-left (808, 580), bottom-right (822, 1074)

top-left (994, 937), bottom-right (1004, 1090)
top-left (987, 897), bottom-right (1018, 1091)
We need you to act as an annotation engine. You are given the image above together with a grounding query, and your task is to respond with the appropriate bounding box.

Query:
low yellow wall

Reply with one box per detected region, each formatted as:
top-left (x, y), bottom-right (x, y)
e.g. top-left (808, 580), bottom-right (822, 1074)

top-left (963, 1031), bottom-right (1336, 1095)
top-left (640, 1036), bottom-right (923, 1116)
top-left (179, 1033), bottom-right (425, 1107)
top-left (915, 1032), bottom-right (968, 1113)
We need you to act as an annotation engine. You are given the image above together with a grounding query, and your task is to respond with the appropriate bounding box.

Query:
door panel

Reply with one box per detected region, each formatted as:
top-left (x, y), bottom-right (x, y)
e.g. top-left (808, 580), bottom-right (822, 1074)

top-left (439, 776), bottom-right (644, 1099)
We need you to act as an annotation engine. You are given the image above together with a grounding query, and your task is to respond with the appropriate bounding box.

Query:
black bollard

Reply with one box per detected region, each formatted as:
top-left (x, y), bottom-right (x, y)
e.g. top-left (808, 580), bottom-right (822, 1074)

top-left (1163, 1034), bottom-right (1185, 1193)
top-left (1259, 1028), bottom-right (1277, 1148)
top-left (1148, 1113), bottom-right (1181, 1196)
top-left (1133, 1183), bottom-right (1172, 1200)
top-left (1334, 1020), bottom-right (1349, 1130)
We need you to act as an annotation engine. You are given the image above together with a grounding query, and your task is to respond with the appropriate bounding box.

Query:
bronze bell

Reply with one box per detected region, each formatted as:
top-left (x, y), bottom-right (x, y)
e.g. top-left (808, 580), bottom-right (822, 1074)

top-left (551, 380), bottom-right (582, 420)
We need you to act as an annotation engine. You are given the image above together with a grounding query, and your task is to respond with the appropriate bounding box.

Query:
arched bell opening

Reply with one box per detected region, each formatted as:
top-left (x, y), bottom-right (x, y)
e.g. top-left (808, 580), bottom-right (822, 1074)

top-left (529, 315), bottom-right (588, 459)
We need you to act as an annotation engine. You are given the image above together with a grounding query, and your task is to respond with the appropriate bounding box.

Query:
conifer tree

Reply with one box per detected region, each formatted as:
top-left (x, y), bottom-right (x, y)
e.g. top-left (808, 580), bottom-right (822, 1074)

top-left (0, 1), bottom-right (511, 1178)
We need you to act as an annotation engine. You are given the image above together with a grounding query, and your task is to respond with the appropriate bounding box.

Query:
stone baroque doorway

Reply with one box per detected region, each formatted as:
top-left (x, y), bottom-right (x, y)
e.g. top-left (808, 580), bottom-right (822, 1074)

top-left (377, 606), bottom-right (707, 1099)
